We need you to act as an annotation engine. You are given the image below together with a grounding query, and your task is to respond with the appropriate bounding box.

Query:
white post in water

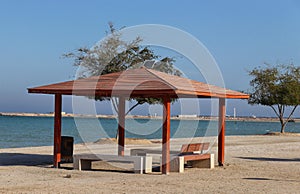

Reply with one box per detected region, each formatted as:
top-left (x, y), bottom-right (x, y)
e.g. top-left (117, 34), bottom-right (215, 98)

top-left (233, 107), bottom-right (236, 118)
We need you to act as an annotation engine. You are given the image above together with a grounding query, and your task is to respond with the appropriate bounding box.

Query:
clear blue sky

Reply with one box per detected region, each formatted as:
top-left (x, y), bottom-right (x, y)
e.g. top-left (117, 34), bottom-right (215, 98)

top-left (0, 0), bottom-right (300, 117)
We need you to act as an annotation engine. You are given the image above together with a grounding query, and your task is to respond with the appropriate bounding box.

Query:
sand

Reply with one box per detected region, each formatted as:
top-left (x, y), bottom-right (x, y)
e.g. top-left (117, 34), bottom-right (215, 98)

top-left (0, 135), bottom-right (300, 194)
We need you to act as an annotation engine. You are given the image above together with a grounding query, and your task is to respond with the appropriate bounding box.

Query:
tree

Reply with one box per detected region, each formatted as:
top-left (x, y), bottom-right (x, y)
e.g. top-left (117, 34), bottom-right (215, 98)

top-left (64, 23), bottom-right (182, 114)
top-left (248, 63), bottom-right (300, 133)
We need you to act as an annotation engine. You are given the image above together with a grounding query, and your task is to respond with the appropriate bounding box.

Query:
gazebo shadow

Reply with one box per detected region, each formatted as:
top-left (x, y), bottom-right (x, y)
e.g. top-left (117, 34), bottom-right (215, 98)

top-left (237, 156), bottom-right (300, 162)
top-left (243, 177), bottom-right (299, 183)
top-left (0, 153), bottom-right (53, 166)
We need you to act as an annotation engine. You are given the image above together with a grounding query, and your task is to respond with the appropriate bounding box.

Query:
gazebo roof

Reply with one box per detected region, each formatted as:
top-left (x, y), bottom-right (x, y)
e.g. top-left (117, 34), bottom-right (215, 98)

top-left (28, 67), bottom-right (249, 99)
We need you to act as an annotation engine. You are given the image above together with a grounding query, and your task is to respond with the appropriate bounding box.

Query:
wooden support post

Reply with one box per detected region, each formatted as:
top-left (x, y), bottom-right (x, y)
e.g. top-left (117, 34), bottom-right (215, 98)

top-left (218, 98), bottom-right (226, 166)
top-left (162, 98), bottom-right (171, 174)
top-left (118, 97), bottom-right (125, 156)
top-left (53, 94), bottom-right (62, 168)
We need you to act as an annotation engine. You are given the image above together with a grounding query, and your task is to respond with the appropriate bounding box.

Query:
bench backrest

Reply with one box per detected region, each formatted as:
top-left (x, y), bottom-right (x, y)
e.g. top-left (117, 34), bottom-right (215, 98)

top-left (180, 143), bottom-right (210, 154)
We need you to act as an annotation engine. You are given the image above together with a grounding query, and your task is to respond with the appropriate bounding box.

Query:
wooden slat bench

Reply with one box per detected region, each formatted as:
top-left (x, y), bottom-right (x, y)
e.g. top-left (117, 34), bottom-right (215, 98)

top-left (169, 143), bottom-right (214, 173)
top-left (180, 142), bottom-right (210, 154)
top-left (73, 154), bottom-right (152, 174)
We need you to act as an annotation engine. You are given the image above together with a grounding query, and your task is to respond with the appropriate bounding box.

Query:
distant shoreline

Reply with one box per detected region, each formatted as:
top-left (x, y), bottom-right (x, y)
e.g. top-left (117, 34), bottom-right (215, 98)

top-left (0, 112), bottom-right (298, 122)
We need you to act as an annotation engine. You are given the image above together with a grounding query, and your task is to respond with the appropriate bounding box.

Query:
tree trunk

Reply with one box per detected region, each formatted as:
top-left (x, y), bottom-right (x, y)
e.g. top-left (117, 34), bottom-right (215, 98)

top-left (269, 105), bottom-right (298, 134)
top-left (279, 115), bottom-right (286, 133)
top-left (280, 123), bottom-right (286, 133)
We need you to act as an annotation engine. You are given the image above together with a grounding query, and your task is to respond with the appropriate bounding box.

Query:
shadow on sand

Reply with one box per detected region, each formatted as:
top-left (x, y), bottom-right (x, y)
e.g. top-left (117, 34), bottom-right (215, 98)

top-left (243, 177), bottom-right (299, 182)
top-left (0, 153), bottom-right (52, 166)
top-left (237, 156), bottom-right (300, 162)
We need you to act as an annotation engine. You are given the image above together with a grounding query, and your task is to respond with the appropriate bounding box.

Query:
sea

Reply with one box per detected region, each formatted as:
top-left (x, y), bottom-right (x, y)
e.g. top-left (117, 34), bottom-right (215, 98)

top-left (1, 116), bottom-right (300, 149)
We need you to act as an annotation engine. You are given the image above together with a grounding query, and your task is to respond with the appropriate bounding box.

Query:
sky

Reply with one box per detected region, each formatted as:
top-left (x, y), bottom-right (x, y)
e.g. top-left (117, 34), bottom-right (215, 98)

top-left (0, 0), bottom-right (300, 117)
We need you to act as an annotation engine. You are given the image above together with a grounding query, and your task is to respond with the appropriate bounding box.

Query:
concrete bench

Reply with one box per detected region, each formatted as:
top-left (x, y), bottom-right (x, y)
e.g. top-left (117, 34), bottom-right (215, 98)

top-left (166, 143), bottom-right (214, 173)
top-left (169, 153), bottom-right (214, 173)
top-left (131, 143), bottom-right (214, 173)
top-left (73, 154), bottom-right (152, 174)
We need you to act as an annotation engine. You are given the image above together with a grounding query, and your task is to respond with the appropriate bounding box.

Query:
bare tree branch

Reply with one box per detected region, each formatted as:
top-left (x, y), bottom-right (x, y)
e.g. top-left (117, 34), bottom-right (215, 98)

top-left (283, 105), bottom-right (298, 126)
top-left (125, 102), bottom-right (140, 115)
top-left (270, 105), bottom-right (280, 118)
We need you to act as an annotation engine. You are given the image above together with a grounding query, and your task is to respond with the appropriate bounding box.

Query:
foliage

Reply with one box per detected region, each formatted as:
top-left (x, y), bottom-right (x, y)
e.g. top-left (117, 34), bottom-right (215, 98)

top-left (64, 23), bottom-right (182, 114)
top-left (248, 63), bottom-right (300, 133)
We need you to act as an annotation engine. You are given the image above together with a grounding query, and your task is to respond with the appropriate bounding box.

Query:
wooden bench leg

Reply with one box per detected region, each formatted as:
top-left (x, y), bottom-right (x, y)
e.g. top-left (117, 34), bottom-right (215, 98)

top-left (188, 154), bottom-right (215, 169)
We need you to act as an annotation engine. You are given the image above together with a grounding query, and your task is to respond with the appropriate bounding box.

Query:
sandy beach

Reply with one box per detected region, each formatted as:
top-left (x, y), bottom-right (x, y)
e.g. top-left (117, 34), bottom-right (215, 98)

top-left (0, 135), bottom-right (300, 193)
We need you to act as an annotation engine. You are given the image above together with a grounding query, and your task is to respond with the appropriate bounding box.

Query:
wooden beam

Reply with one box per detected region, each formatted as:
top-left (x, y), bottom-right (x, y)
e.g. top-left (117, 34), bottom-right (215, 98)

top-left (162, 98), bottom-right (171, 174)
top-left (218, 98), bottom-right (226, 166)
top-left (118, 97), bottom-right (125, 156)
top-left (53, 94), bottom-right (62, 168)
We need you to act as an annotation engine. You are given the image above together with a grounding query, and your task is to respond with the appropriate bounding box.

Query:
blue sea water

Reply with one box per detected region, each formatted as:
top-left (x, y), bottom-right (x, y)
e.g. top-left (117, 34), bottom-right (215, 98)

top-left (0, 116), bottom-right (300, 149)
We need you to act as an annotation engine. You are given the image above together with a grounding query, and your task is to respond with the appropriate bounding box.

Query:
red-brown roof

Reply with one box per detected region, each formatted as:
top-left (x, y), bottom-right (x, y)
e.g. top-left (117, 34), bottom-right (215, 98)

top-left (28, 68), bottom-right (249, 99)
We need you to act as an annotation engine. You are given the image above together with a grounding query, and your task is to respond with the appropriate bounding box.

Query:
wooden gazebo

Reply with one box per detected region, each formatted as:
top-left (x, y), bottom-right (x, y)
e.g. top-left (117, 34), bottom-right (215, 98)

top-left (28, 67), bottom-right (249, 174)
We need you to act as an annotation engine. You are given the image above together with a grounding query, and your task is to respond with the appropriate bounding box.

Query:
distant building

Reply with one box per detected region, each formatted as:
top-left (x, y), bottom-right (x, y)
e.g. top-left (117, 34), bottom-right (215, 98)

top-left (49, 112), bottom-right (66, 115)
top-left (176, 114), bottom-right (198, 118)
